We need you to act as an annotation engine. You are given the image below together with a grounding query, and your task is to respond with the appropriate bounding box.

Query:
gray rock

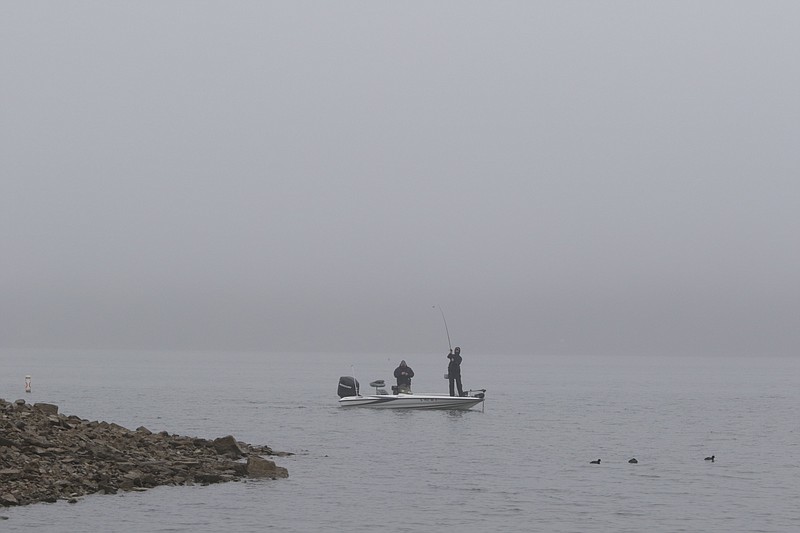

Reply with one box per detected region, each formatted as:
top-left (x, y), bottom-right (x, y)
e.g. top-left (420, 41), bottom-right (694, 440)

top-left (33, 403), bottom-right (59, 416)
top-left (212, 435), bottom-right (245, 458)
top-left (246, 456), bottom-right (289, 479)
top-left (0, 396), bottom-right (288, 507)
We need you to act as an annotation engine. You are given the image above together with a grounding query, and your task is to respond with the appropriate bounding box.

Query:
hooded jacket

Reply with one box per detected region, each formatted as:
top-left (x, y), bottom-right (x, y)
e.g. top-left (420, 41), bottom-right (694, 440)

top-left (393, 361), bottom-right (414, 386)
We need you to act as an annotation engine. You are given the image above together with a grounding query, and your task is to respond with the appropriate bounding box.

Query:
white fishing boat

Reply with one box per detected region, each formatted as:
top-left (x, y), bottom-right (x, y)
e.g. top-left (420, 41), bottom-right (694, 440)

top-left (337, 377), bottom-right (486, 411)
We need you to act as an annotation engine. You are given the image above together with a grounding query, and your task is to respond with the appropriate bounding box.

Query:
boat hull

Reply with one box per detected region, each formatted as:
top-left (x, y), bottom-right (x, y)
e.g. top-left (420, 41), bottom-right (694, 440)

top-left (338, 393), bottom-right (484, 410)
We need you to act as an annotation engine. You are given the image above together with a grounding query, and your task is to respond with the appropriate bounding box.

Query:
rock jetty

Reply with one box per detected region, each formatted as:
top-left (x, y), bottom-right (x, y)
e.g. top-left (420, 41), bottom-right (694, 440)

top-left (0, 398), bottom-right (289, 507)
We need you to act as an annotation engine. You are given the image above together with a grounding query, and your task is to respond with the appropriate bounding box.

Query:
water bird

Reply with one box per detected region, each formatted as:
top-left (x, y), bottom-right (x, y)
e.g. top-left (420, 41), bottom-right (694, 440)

top-left (589, 459), bottom-right (601, 464)
top-left (628, 458), bottom-right (638, 464)
top-left (705, 455), bottom-right (715, 462)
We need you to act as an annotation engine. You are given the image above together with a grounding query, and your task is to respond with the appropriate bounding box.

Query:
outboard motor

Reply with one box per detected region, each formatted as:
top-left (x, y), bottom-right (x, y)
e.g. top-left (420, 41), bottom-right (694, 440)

top-left (337, 376), bottom-right (360, 398)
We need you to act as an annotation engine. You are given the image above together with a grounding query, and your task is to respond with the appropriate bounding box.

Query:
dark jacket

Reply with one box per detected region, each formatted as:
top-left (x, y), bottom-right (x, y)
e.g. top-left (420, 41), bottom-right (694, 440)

top-left (394, 363), bottom-right (414, 386)
top-left (447, 352), bottom-right (462, 376)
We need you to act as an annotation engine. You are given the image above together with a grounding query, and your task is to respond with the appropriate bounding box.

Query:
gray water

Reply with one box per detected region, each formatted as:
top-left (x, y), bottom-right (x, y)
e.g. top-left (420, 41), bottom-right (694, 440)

top-left (1, 350), bottom-right (799, 532)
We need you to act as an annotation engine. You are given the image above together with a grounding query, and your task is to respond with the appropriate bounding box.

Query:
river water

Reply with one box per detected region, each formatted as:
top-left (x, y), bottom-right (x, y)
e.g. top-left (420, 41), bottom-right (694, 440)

top-left (1, 350), bottom-right (798, 532)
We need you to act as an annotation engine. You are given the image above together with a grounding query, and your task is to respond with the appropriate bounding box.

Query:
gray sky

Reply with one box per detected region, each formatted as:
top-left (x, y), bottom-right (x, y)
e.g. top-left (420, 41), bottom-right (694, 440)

top-left (2, 2), bottom-right (798, 356)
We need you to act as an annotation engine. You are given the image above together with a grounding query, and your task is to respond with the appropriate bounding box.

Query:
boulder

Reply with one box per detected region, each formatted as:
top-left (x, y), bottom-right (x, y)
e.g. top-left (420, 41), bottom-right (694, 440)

top-left (194, 473), bottom-right (225, 484)
top-left (33, 403), bottom-right (59, 416)
top-left (212, 436), bottom-right (245, 458)
top-left (246, 456), bottom-right (289, 479)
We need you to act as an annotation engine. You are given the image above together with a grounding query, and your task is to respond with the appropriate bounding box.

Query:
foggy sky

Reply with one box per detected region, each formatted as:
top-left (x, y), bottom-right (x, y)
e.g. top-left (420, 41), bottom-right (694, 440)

top-left (2, 2), bottom-right (798, 356)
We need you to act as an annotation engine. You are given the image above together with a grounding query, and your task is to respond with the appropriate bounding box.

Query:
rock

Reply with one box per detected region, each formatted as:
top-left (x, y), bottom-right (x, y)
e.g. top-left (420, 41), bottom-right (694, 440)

top-left (33, 403), bottom-right (59, 416)
top-left (123, 470), bottom-right (144, 482)
top-left (212, 436), bottom-right (245, 458)
top-left (194, 473), bottom-right (225, 484)
top-left (246, 456), bottom-right (289, 479)
top-left (0, 396), bottom-right (288, 507)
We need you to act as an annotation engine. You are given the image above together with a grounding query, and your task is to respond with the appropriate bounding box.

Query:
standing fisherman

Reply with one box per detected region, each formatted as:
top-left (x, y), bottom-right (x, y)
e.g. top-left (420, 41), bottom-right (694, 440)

top-left (447, 347), bottom-right (464, 397)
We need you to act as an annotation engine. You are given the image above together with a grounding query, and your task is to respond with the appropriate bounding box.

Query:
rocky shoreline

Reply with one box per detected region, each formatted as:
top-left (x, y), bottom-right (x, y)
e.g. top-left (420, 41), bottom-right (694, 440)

top-left (0, 398), bottom-right (289, 508)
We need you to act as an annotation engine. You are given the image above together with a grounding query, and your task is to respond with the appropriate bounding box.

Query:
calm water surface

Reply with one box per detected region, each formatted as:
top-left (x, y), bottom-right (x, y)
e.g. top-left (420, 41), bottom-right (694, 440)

top-left (1, 350), bottom-right (799, 532)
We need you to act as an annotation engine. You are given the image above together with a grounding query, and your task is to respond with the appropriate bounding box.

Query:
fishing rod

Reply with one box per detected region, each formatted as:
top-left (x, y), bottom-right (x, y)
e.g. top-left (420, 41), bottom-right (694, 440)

top-left (433, 305), bottom-right (452, 352)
